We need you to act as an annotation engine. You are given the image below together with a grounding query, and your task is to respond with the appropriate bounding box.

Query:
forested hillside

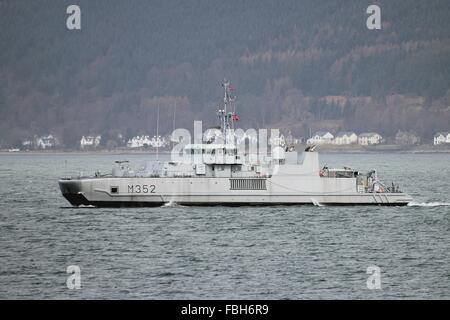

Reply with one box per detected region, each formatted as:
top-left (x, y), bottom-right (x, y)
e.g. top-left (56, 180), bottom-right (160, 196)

top-left (1, 0), bottom-right (450, 147)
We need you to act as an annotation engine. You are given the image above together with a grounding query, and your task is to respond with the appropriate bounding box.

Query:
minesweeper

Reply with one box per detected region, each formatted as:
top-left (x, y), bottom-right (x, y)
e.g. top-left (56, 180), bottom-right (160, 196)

top-left (59, 81), bottom-right (412, 207)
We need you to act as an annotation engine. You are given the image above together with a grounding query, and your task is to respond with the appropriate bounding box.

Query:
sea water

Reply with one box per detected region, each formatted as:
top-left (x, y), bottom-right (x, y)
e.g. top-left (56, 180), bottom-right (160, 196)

top-left (0, 153), bottom-right (448, 299)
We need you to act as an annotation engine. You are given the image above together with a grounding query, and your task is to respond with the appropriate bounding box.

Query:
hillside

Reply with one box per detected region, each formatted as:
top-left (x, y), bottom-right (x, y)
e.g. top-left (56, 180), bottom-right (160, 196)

top-left (1, 0), bottom-right (450, 147)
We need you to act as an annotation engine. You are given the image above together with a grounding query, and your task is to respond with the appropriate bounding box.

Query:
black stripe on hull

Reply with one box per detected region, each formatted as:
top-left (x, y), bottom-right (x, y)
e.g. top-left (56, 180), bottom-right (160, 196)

top-left (62, 193), bottom-right (409, 207)
top-left (62, 193), bottom-right (164, 207)
top-left (62, 193), bottom-right (90, 206)
top-left (177, 202), bottom-right (408, 207)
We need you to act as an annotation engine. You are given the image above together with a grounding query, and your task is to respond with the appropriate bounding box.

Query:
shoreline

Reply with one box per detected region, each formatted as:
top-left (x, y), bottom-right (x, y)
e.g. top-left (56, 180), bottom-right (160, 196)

top-left (0, 149), bottom-right (173, 155)
top-left (2, 145), bottom-right (450, 155)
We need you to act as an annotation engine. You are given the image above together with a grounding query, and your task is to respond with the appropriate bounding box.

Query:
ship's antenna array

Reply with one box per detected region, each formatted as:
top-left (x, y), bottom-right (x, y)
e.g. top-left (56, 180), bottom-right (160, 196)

top-left (156, 103), bottom-right (160, 160)
top-left (172, 99), bottom-right (177, 150)
top-left (217, 79), bottom-right (239, 138)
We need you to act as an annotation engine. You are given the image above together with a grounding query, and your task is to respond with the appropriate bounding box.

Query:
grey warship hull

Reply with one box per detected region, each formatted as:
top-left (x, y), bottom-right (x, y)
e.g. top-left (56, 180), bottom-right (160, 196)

top-left (59, 175), bottom-right (413, 207)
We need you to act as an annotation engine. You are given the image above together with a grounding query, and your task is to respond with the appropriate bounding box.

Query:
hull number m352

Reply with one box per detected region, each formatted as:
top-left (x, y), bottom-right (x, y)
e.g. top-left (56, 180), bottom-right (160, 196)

top-left (127, 184), bottom-right (156, 194)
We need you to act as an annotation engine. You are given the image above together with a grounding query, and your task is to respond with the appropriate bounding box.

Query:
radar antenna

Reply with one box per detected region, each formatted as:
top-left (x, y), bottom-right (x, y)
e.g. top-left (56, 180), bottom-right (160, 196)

top-left (217, 79), bottom-right (239, 137)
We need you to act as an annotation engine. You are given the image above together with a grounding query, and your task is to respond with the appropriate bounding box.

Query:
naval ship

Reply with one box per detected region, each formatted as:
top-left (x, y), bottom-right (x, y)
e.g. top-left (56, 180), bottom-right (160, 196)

top-left (59, 81), bottom-right (412, 207)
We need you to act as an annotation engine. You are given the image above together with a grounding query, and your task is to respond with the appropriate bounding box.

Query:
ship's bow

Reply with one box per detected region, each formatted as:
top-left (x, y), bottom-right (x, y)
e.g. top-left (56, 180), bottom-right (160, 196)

top-left (59, 179), bottom-right (90, 206)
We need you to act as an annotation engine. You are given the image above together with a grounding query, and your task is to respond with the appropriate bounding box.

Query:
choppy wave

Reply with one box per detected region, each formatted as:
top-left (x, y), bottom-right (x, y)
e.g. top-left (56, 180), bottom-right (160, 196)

top-left (407, 202), bottom-right (450, 207)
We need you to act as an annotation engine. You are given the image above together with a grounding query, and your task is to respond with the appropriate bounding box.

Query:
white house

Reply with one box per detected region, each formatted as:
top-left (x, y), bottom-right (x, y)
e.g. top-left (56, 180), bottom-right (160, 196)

top-left (269, 134), bottom-right (286, 148)
top-left (127, 135), bottom-right (168, 148)
top-left (150, 135), bottom-right (167, 148)
top-left (36, 134), bottom-right (59, 149)
top-left (80, 135), bottom-right (102, 149)
top-left (334, 132), bottom-right (358, 145)
top-left (307, 131), bottom-right (334, 145)
top-left (358, 132), bottom-right (382, 145)
top-left (433, 132), bottom-right (450, 145)
top-left (127, 135), bottom-right (151, 148)
top-left (22, 140), bottom-right (33, 148)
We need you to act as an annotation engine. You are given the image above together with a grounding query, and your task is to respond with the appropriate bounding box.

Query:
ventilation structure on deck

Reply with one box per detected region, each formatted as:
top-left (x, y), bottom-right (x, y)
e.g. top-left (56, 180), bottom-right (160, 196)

top-left (230, 178), bottom-right (267, 190)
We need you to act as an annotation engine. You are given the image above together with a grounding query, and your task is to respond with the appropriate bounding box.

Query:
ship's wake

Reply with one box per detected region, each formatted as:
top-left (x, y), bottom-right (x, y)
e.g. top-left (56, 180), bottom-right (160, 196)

top-left (311, 198), bottom-right (325, 207)
top-left (407, 202), bottom-right (450, 207)
top-left (162, 200), bottom-right (185, 208)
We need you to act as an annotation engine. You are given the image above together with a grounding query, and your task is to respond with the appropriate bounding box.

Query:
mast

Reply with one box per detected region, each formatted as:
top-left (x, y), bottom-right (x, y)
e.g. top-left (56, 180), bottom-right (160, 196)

top-left (172, 99), bottom-right (177, 150)
top-left (156, 103), bottom-right (160, 160)
top-left (218, 79), bottom-right (237, 138)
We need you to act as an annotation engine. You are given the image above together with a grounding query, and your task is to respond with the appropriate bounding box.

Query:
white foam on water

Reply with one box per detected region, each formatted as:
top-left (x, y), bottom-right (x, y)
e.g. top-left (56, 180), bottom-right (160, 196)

top-left (311, 198), bottom-right (324, 207)
top-left (407, 202), bottom-right (450, 207)
top-left (163, 200), bottom-right (185, 207)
